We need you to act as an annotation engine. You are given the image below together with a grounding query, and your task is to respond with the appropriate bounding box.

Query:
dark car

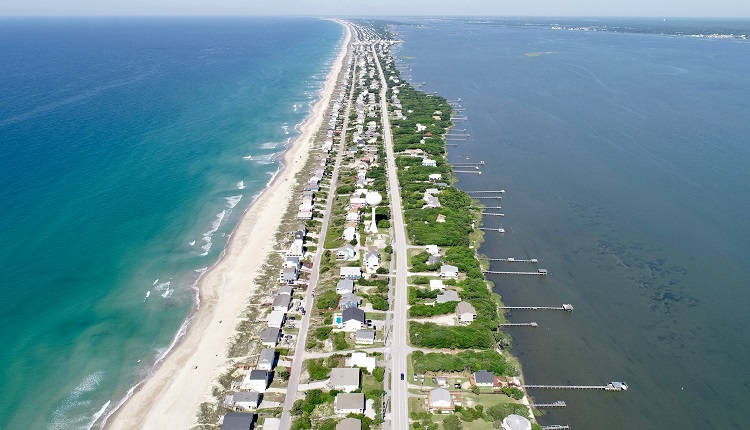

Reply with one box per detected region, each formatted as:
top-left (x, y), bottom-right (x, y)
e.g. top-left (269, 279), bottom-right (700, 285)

top-left (400, 373), bottom-right (404, 381)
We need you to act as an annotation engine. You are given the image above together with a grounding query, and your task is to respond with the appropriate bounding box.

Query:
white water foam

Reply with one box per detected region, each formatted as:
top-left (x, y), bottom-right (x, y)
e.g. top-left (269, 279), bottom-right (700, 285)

top-left (243, 153), bottom-right (280, 165)
top-left (200, 209), bottom-right (227, 256)
top-left (260, 141), bottom-right (281, 149)
top-left (236, 181), bottom-right (245, 190)
top-left (154, 280), bottom-right (173, 299)
top-left (225, 194), bottom-right (242, 209)
top-left (49, 371), bottom-right (106, 430)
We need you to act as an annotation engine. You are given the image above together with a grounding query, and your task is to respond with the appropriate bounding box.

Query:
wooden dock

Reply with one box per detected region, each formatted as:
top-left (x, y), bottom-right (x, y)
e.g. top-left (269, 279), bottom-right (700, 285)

top-left (455, 170), bottom-right (481, 175)
top-left (541, 426), bottom-right (570, 430)
top-left (482, 212), bottom-right (505, 216)
top-left (530, 401), bottom-right (567, 408)
top-left (524, 381), bottom-right (628, 391)
top-left (484, 269), bottom-right (548, 275)
top-left (500, 304), bottom-right (573, 312)
top-left (467, 190), bottom-right (505, 194)
top-left (483, 206), bottom-right (502, 209)
top-left (479, 227), bottom-right (505, 233)
top-left (487, 258), bottom-right (537, 263)
top-left (500, 322), bottom-right (538, 327)
top-left (473, 196), bottom-right (502, 200)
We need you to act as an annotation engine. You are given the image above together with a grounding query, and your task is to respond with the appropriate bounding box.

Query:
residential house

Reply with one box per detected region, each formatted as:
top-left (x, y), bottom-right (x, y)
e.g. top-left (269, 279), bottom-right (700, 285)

top-left (231, 392), bottom-right (261, 410)
top-left (436, 376), bottom-right (448, 388)
top-left (436, 214), bottom-right (447, 223)
top-left (404, 148), bottom-right (424, 157)
top-left (424, 195), bottom-right (441, 208)
top-left (240, 370), bottom-right (270, 392)
top-left (350, 197), bottom-right (367, 209)
top-left (272, 294), bottom-right (292, 312)
top-left (330, 367), bottom-right (360, 392)
top-left (341, 308), bottom-right (366, 331)
top-left (259, 327), bottom-right (281, 347)
top-left (345, 208), bottom-right (360, 222)
top-left (427, 387), bottom-right (455, 413)
top-left (343, 226), bottom-right (357, 242)
top-left (340, 267), bottom-right (362, 280)
top-left (354, 330), bottom-right (376, 345)
top-left (427, 255), bottom-right (441, 266)
top-left (267, 310), bottom-right (286, 329)
top-left (263, 418), bottom-right (281, 430)
top-left (347, 352), bottom-right (376, 372)
top-left (428, 173), bottom-right (442, 182)
top-left (456, 301), bottom-right (477, 324)
top-left (257, 348), bottom-right (276, 371)
top-left (281, 267), bottom-right (298, 284)
top-left (278, 285), bottom-right (294, 296)
top-left (339, 293), bottom-right (362, 310)
top-left (436, 290), bottom-right (460, 303)
top-left (336, 244), bottom-right (358, 261)
top-left (336, 418), bottom-right (362, 430)
top-left (221, 412), bottom-right (256, 430)
top-left (473, 370), bottom-right (495, 388)
top-left (440, 265), bottom-right (459, 279)
top-left (429, 279), bottom-right (445, 291)
top-left (336, 279), bottom-right (356, 295)
top-left (334, 393), bottom-right (366, 415)
top-left (421, 158), bottom-right (437, 167)
top-left (425, 245), bottom-right (440, 256)
top-left (284, 256), bottom-right (300, 269)
top-left (364, 250), bottom-right (381, 272)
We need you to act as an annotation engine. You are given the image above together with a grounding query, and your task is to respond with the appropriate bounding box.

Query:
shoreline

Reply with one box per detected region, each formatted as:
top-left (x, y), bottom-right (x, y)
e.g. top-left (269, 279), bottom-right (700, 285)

top-left (104, 20), bottom-right (351, 430)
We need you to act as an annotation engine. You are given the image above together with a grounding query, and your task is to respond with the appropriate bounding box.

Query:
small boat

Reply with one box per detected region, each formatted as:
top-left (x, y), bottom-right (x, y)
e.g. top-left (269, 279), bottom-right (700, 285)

top-left (499, 223), bottom-right (505, 234)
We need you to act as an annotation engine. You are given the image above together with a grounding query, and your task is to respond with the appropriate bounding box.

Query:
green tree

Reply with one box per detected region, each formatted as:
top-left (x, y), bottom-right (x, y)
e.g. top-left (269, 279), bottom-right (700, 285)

top-left (442, 414), bottom-right (462, 430)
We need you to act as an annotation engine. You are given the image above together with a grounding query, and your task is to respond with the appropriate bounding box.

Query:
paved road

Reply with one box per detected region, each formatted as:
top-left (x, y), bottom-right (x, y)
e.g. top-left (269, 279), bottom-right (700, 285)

top-left (278, 27), bottom-right (356, 429)
top-left (373, 42), bottom-right (410, 430)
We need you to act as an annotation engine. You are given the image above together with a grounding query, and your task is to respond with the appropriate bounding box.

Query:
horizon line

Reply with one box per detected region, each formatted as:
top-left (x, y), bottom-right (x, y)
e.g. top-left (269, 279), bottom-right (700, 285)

top-left (1, 14), bottom-right (749, 19)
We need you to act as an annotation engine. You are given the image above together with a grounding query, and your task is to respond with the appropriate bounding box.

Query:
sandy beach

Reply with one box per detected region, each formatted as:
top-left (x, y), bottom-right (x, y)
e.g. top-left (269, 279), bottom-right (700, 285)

top-left (105, 20), bottom-right (351, 430)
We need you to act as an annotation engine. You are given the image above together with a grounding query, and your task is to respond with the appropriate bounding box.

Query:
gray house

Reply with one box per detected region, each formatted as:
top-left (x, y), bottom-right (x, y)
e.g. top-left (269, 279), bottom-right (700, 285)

top-left (336, 279), bottom-right (356, 295)
top-left (341, 308), bottom-right (366, 331)
top-left (340, 267), bottom-right (362, 280)
top-left (281, 267), bottom-right (298, 283)
top-left (339, 293), bottom-right (362, 310)
top-left (355, 330), bottom-right (376, 345)
top-left (231, 392), bottom-right (261, 410)
top-left (221, 412), bottom-right (256, 430)
top-left (334, 393), bottom-right (365, 415)
top-left (436, 290), bottom-right (460, 303)
top-left (272, 294), bottom-right (292, 312)
top-left (473, 370), bottom-right (495, 388)
top-left (259, 327), bottom-right (281, 347)
top-left (257, 348), bottom-right (276, 371)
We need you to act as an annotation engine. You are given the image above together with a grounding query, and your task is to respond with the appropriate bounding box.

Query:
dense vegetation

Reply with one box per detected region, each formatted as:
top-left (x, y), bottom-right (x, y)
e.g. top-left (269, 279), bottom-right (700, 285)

top-left (411, 350), bottom-right (518, 376)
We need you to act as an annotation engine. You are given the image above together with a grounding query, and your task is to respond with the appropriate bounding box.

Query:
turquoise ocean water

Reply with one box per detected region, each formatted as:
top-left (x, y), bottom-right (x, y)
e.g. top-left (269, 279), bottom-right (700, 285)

top-left (394, 18), bottom-right (750, 429)
top-left (0, 18), bottom-right (341, 429)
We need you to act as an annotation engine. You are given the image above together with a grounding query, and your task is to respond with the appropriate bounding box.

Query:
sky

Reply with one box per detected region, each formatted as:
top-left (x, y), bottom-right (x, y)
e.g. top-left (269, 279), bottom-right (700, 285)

top-left (0, 0), bottom-right (749, 17)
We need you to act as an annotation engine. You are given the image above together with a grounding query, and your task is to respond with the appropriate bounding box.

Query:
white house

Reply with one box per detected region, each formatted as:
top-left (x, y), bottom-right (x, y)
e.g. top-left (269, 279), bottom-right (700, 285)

top-left (336, 244), bottom-right (358, 261)
top-left (240, 370), bottom-right (270, 392)
top-left (424, 195), bottom-right (441, 208)
top-left (425, 245), bottom-right (440, 256)
top-left (355, 330), bottom-right (376, 345)
top-left (428, 387), bottom-right (455, 413)
top-left (364, 250), bottom-right (381, 272)
top-left (334, 393), bottom-right (366, 415)
top-left (428, 173), bottom-right (442, 182)
top-left (456, 301), bottom-right (477, 324)
top-left (347, 352), bottom-right (376, 372)
top-left (257, 348), bottom-right (276, 371)
top-left (429, 279), bottom-right (445, 291)
top-left (421, 158), bottom-right (437, 167)
top-left (340, 267), bottom-right (362, 280)
top-left (343, 226), bottom-right (357, 242)
top-left (336, 279), bottom-right (356, 295)
top-left (267, 310), bottom-right (286, 329)
top-left (330, 367), bottom-right (360, 392)
top-left (439, 265), bottom-right (459, 278)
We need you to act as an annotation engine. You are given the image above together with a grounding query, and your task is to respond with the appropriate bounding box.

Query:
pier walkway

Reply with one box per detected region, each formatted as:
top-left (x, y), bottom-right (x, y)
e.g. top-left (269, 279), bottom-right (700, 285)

top-left (484, 269), bottom-right (548, 275)
top-left (530, 401), bottom-right (567, 408)
top-left (487, 257), bottom-right (537, 262)
top-left (500, 322), bottom-right (538, 327)
top-left (500, 304), bottom-right (573, 312)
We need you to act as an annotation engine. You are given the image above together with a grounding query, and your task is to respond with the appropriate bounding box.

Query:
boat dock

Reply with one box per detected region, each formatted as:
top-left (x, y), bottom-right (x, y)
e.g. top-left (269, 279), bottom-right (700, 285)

top-left (524, 381), bottom-right (628, 391)
top-left (473, 196), bottom-right (502, 200)
top-left (484, 269), bottom-right (548, 275)
top-left (487, 257), bottom-right (537, 263)
top-left (483, 206), bottom-right (502, 209)
top-left (500, 322), bottom-right (538, 327)
top-left (479, 227), bottom-right (505, 233)
top-left (482, 212), bottom-right (505, 216)
top-left (467, 190), bottom-right (505, 194)
top-left (530, 401), bottom-right (567, 408)
top-left (500, 304), bottom-right (573, 312)
top-left (455, 170), bottom-right (481, 175)
top-left (542, 426), bottom-right (570, 430)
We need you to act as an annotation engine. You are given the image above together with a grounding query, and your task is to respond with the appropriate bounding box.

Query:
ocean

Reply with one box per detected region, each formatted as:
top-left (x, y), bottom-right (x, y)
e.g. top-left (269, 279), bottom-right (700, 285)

top-left (0, 18), bottom-right (341, 429)
top-left (392, 18), bottom-right (750, 429)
